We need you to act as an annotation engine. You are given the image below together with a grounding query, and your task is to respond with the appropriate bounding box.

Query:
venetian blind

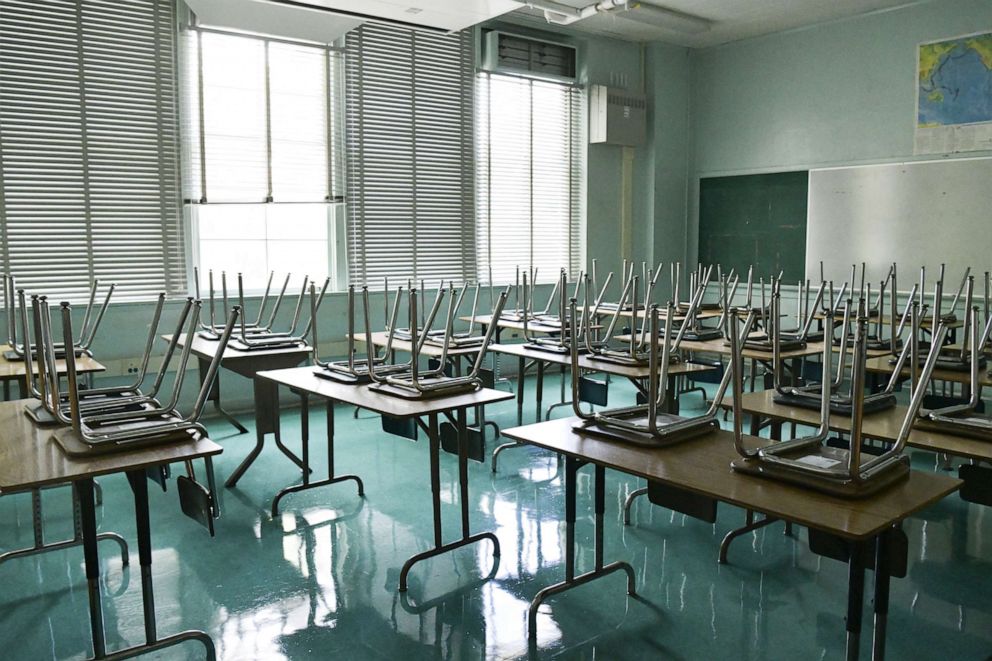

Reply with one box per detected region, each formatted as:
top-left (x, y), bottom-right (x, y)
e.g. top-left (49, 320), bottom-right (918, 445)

top-left (0, 0), bottom-right (185, 300)
top-left (345, 23), bottom-right (475, 287)
top-left (476, 72), bottom-right (583, 285)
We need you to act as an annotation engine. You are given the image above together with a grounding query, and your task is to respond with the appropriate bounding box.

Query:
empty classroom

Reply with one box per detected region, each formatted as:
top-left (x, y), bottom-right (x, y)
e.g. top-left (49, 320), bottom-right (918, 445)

top-left (1, 0), bottom-right (991, 659)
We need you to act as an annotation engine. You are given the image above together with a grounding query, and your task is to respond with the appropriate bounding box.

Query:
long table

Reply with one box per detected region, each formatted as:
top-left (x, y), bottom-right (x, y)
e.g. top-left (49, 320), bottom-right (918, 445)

top-left (864, 354), bottom-right (992, 388)
top-left (165, 333), bottom-right (311, 487)
top-left (0, 343), bottom-right (106, 400)
top-left (486, 342), bottom-right (718, 471)
top-left (257, 366), bottom-right (513, 599)
top-left (0, 399), bottom-right (223, 660)
top-left (501, 417), bottom-right (959, 660)
top-left (724, 388), bottom-right (992, 463)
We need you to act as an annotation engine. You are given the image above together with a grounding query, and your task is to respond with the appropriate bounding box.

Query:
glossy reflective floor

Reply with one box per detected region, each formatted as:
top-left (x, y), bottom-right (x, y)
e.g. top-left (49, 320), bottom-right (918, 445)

top-left (1, 374), bottom-right (991, 660)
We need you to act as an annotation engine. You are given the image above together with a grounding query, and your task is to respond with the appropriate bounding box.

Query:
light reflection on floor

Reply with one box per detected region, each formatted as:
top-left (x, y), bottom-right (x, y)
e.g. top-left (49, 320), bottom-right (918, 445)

top-left (0, 376), bottom-right (990, 660)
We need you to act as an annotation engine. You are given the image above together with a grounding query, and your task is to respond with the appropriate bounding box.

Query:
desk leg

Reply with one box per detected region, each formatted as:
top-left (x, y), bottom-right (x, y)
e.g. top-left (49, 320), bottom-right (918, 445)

top-left (622, 486), bottom-right (648, 525)
top-left (115, 470), bottom-right (216, 660)
top-left (846, 541), bottom-right (867, 661)
top-left (718, 509), bottom-right (782, 564)
top-left (399, 410), bottom-right (500, 595)
top-left (200, 357), bottom-right (247, 434)
top-left (271, 398), bottom-right (364, 517)
top-left (535, 361), bottom-right (544, 422)
top-left (77, 478), bottom-right (107, 659)
top-left (665, 374), bottom-right (680, 415)
top-left (491, 356), bottom-right (528, 473)
top-left (225, 378), bottom-right (306, 488)
top-left (872, 533), bottom-right (891, 661)
top-left (517, 355), bottom-right (525, 426)
top-left (528, 461), bottom-right (635, 640)
top-left (0, 486), bottom-right (128, 567)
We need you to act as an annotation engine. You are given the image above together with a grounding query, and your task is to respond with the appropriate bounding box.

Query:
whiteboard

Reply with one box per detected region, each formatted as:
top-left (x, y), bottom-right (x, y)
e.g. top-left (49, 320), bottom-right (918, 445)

top-left (806, 157), bottom-right (992, 291)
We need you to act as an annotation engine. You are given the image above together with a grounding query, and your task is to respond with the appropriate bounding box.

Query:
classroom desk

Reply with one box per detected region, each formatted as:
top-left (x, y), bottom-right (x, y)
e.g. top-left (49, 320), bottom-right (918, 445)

top-left (458, 314), bottom-right (568, 335)
top-left (164, 333), bottom-right (311, 487)
top-left (256, 366), bottom-right (514, 597)
top-left (349, 330), bottom-right (483, 367)
top-left (490, 342), bottom-right (718, 423)
top-left (613, 335), bottom-right (827, 361)
top-left (0, 343), bottom-right (106, 400)
top-left (599, 307), bottom-right (724, 322)
top-left (864, 354), bottom-right (992, 388)
top-left (722, 388), bottom-right (992, 462)
top-left (0, 399), bottom-right (223, 660)
top-left (485, 342), bottom-right (718, 472)
top-left (500, 417), bottom-right (959, 660)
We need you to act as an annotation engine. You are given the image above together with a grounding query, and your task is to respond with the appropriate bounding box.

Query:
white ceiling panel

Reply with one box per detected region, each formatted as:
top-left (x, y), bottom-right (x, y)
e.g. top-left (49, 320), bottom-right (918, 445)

top-left (186, 0), bottom-right (366, 43)
top-left (507, 0), bottom-right (921, 48)
top-left (290, 0), bottom-right (522, 32)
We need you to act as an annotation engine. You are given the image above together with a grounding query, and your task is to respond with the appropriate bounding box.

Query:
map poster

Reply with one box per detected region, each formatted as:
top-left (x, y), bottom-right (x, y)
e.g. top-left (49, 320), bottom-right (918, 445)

top-left (915, 31), bottom-right (992, 155)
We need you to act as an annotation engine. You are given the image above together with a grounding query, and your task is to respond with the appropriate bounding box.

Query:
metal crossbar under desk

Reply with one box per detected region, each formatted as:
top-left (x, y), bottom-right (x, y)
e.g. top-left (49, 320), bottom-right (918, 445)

top-left (256, 366), bottom-right (513, 604)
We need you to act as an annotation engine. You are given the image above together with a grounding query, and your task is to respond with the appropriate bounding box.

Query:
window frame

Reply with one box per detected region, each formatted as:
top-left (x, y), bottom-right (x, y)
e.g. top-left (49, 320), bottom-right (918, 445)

top-left (179, 23), bottom-right (347, 292)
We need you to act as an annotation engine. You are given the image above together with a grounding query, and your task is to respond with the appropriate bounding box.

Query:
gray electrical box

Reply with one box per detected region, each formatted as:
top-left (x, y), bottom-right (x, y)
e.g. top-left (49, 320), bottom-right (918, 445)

top-left (589, 84), bottom-right (646, 146)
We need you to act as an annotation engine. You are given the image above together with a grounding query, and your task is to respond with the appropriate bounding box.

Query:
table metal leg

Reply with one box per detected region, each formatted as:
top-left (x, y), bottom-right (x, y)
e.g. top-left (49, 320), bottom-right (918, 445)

top-left (665, 374), bottom-right (680, 415)
top-left (199, 357), bottom-right (247, 434)
top-left (77, 478), bottom-right (107, 659)
top-left (492, 355), bottom-right (528, 473)
top-left (528, 460), bottom-right (635, 639)
top-left (399, 411), bottom-right (500, 595)
top-left (516, 355), bottom-right (525, 426)
top-left (846, 541), bottom-right (867, 661)
top-left (622, 486), bottom-right (648, 525)
top-left (226, 379), bottom-right (308, 488)
top-left (0, 486), bottom-right (128, 567)
top-left (718, 509), bottom-right (782, 564)
top-left (535, 361), bottom-right (544, 422)
top-left (271, 398), bottom-right (364, 517)
top-left (105, 470), bottom-right (216, 661)
top-left (872, 532), bottom-right (891, 661)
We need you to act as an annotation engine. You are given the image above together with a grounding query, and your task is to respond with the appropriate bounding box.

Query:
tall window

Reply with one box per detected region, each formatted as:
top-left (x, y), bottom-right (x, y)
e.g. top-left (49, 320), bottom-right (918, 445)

top-left (182, 29), bottom-right (345, 289)
top-left (476, 72), bottom-right (584, 285)
top-left (345, 23), bottom-right (475, 287)
top-left (0, 0), bottom-right (184, 300)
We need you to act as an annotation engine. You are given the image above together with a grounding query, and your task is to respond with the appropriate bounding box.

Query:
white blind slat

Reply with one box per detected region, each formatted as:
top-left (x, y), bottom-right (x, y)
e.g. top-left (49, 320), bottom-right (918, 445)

top-left (475, 72), bottom-right (583, 286)
top-left (345, 23), bottom-right (476, 287)
top-left (0, 0), bottom-right (185, 302)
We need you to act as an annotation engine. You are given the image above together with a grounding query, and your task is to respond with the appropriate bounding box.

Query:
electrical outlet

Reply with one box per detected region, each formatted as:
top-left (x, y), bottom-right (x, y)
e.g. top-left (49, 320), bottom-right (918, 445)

top-left (124, 359), bottom-right (141, 375)
top-left (510, 332), bottom-right (519, 338)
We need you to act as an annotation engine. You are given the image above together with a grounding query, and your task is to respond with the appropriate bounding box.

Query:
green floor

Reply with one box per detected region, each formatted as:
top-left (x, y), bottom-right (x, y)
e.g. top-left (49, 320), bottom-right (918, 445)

top-left (1, 374), bottom-right (991, 660)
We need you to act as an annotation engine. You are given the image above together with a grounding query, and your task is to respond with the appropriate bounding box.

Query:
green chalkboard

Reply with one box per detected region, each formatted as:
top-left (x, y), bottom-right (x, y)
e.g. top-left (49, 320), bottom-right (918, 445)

top-left (698, 171), bottom-right (808, 283)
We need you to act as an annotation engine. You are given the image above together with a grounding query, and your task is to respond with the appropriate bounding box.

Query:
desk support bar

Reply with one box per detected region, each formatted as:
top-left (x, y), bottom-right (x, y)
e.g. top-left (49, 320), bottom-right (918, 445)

top-left (271, 396), bottom-right (364, 517)
top-left (0, 486), bottom-right (128, 567)
top-left (718, 509), bottom-right (792, 564)
top-left (398, 410), bottom-right (500, 596)
top-left (528, 459), bottom-right (635, 639)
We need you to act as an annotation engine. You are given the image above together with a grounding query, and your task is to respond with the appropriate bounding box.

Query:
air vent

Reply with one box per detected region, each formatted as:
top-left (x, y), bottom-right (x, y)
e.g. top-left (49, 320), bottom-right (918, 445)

top-left (482, 30), bottom-right (577, 82)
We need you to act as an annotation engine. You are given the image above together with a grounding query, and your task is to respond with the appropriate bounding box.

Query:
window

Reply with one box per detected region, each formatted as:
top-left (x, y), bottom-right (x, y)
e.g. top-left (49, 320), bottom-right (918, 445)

top-left (182, 28), bottom-right (345, 289)
top-left (345, 23), bottom-right (475, 288)
top-left (0, 0), bottom-right (185, 300)
top-left (476, 72), bottom-right (584, 285)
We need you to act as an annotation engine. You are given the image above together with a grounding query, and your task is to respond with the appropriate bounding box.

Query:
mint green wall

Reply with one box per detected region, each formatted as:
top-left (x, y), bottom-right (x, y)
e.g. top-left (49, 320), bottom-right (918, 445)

top-left (691, 0), bottom-right (992, 176)
top-left (685, 0), bottom-right (992, 266)
top-left (647, 42), bottom-right (691, 298)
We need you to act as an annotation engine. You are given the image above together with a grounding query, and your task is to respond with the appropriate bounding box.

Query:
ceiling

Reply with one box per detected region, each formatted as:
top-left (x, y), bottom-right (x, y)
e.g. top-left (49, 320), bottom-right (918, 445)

top-left (504, 0), bottom-right (922, 49)
top-left (283, 0), bottom-right (521, 32)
